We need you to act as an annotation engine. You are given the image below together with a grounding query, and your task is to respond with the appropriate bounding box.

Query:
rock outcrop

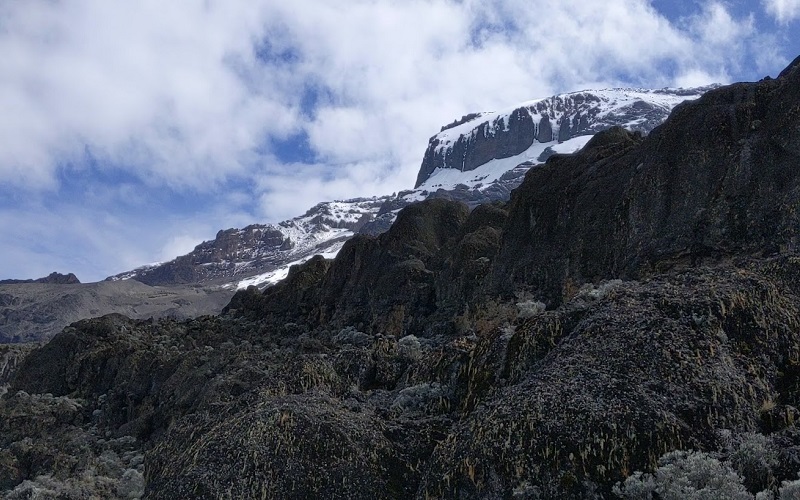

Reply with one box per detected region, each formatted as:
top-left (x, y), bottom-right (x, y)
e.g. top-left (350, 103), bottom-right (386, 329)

top-left (494, 73), bottom-right (800, 305)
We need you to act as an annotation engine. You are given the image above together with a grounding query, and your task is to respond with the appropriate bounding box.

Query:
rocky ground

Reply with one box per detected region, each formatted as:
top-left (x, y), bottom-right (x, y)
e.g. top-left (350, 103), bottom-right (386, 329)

top-left (0, 280), bottom-right (234, 343)
top-left (3, 258), bottom-right (800, 498)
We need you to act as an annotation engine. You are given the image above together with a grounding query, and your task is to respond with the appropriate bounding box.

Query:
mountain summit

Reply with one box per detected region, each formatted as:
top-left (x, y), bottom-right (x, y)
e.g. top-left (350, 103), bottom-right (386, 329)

top-left (110, 85), bottom-right (714, 291)
top-left (415, 86), bottom-right (715, 187)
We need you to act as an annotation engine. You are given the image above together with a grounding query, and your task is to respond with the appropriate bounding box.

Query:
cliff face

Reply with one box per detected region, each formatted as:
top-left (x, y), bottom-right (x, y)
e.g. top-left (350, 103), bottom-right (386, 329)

top-left (495, 72), bottom-right (800, 304)
top-left (4, 61), bottom-right (800, 498)
top-left (415, 86), bottom-right (714, 188)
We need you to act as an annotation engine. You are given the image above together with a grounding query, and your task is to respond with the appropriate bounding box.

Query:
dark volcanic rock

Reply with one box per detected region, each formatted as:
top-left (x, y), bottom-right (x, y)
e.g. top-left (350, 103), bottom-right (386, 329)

top-left (7, 258), bottom-right (800, 498)
top-left (419, 260), bottom-right (800, 497)
top-left (0, 344), bottom-right (37, 390)
top-left (494, 68), bottom-right (800, 305)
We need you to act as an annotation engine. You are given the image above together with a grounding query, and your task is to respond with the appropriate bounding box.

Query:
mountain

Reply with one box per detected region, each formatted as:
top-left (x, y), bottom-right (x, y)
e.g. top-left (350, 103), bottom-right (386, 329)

top-left (3, 87), bottom-right (711, 345)
top-left (0, 280), bottom-right (233, 343)
top-left (111, 86), bottom-right (713, 291)
top-left (4, 58), bottom-right (800, 498)
top-left (0, 272), bottom-right (80, 285)
top-left (106, 197), bottom-right (389, 287)
top-left (414, 86), bottom-right (715, 187)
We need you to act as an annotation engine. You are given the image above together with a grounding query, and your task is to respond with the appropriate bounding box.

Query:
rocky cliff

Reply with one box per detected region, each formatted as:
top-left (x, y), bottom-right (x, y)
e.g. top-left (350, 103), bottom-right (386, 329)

top-left (415, 86), bottom-right (714, 188)
top-left (3, 60), bottom-right (800, 498)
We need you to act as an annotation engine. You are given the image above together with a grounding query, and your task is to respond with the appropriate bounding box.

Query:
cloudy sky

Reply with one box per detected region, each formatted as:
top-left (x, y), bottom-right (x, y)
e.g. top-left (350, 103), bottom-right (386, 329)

top-left (1, 0), bottom-right (798, 282)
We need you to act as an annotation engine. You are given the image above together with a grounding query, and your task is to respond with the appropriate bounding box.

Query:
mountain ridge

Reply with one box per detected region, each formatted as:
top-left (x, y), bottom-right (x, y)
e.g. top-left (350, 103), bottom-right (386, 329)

top-left (109, 85), bottom-right (713, 292)
top-left (414, 85), bottom-right (716, 187)
top-left (0, 272), bottom-right (80, 285)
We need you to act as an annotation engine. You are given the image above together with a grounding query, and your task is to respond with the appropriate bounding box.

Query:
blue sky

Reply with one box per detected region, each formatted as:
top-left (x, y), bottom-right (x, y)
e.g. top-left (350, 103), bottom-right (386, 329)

top-left (1, 0), bottom-right (798, 282)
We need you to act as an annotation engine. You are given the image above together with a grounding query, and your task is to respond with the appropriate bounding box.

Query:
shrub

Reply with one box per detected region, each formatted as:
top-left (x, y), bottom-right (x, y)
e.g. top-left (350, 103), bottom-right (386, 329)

top-left (117, 468), bottom-right (145, 499)
top-left (390, 382), bottom-right (444, 413)
top-left (397, 334), bottom-right (422, 359)
top-left (333, 326), bottom-right (372, 347)
top-left (778, 473), bottom-right (800, 499)
top-left (575, 279), bottom-right (624, 301)
top-left (613, 450), bottom-right (752, 499)
top-left (516, 300), bottom-right (546, 319)
top-left (727, 432), bottom-right (779, 493)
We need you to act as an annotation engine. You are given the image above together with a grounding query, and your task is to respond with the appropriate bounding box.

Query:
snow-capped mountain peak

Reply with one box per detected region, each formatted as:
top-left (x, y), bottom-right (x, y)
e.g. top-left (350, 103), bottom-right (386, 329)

top-left (110, 85), bottom-right (716, 290)
top-left (416, 86), bottom-right (717, 187)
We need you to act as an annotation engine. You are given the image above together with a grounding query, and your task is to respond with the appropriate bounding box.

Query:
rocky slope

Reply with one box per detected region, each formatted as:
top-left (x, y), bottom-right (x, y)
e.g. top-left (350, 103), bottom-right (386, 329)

top-left (111, 87), bottom-right (711, 292)
top-left (0, 280), bottom-right (233, 343)
top-left (2, 58), bottom-right (800, 499)
top-left (106, 197), bottom-right (389, 288)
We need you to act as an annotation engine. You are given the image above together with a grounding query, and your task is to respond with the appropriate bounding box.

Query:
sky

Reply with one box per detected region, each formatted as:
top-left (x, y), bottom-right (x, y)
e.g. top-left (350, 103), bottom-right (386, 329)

top-left (1, 0), bottom-right (798, 282)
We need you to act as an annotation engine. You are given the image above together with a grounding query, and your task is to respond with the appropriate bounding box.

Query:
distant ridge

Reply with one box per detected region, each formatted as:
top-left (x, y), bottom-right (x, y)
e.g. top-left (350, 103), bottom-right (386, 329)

top-left (0, 272), bottom-right (80, 285)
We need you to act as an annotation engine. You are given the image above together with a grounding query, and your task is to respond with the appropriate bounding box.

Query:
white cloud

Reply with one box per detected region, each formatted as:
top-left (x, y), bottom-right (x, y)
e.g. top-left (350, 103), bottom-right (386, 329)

top-left (159, 235), bottom-right (204, 263)
top-left (762, 0), bottom-right (800, 24)
top-left (0, 0), bottom-right (792, 280)
top-left (0, 0), bottom-right (298, 191)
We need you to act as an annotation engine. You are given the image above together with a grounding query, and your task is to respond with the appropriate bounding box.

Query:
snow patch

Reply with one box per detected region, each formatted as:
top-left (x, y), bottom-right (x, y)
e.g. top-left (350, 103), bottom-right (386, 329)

top-left (235, 241), bottom-right (347, 290)
top-left (420, 134), bottom-right (593, 193)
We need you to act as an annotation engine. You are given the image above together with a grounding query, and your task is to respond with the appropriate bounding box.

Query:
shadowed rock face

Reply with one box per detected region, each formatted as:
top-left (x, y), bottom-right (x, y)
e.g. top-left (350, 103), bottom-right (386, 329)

top-left (494, 70), bottom-right (800, 305)
top-left (4, 61), bottom-right (800, 498)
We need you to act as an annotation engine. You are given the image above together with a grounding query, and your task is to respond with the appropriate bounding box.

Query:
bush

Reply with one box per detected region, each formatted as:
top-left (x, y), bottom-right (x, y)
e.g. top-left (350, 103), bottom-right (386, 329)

top-left (118, 468), bottom-right (145, 499)
top-left (390, 382), bottom-right (444, 414)
top-left (574, 279), bottom-right (624, 302)
top-left (397, 334), bottom-right (422, 359)
top-left (727, 432), bottom-right (779, 493)
top-left (613, 450), bottom-right (752, 499)
top-left (333, 326), bottom-right (372, 347)
top-left (778, 473), bottom-right (800, 499)
top-left (516, 300), bottom-right (546, 319)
